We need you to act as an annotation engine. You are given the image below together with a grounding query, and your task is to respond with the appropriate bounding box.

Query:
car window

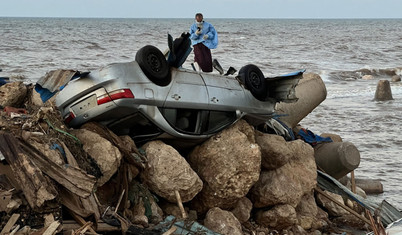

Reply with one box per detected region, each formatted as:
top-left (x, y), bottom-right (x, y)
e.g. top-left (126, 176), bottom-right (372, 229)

top-left (160, 108), bottom-right (237, 135)
top-left (204, 110), bottom-right (237, 134)
top-left (160, 108), bottom-right (201, 134)
top-left (108, 112), bottom-right (162, 139)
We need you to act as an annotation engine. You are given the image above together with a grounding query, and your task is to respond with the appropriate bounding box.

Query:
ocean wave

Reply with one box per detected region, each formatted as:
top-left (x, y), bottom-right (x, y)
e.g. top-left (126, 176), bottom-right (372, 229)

top-left (84, 42), bottom-right (106, 50)
top-left (328, 67), bottom-right (402, 81)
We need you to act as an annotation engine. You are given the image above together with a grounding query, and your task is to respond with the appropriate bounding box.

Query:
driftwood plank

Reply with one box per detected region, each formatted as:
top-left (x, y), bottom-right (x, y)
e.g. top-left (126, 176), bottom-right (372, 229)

top-left (62, 220), bottom-right (119, 233)
top-left (18, 138), bottom-right (96, 198)
top-left (0, 189), bottom-right (13, 212)
top-left (0, 213), bottom-right (20, 235)
top-left (42, 221), bottom-right (61, 235)
top-left (67, 209), bottom-right (98, 235)
top-left (38, 141), bottom-right (102, 232)
top-left (315, 187), bottom-right (371, 225)
top-left (59, 141), bottom-right (101, 221)
top-left (60, 187), bottom-right (100, 220)
top-left (0, 133), bottom-right (57, 208)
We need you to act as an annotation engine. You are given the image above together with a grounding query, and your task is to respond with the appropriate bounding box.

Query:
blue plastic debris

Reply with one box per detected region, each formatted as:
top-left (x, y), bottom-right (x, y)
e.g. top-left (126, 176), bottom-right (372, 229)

top-left (0, 77), bottom-right (9, 87)
top-left (50, 143), bottom-right (67, 162)
top-left (34, 70), bottom-right (89, 103)
top-left (298, 128), bottom-right (332, 146)
top-left (35, 84), bottom-right (58, 103)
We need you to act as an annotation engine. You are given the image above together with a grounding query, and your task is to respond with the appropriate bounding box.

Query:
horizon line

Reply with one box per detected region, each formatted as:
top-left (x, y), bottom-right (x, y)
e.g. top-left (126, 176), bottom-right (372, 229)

top-left (1, 16), bottom-right (402, 20)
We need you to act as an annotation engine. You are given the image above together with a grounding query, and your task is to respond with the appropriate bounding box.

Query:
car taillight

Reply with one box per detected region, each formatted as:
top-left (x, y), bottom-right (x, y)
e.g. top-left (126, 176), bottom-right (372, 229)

top-left (97, 89), bottom-right (134, 105)
top-left (64, 112), bottom-right (75, 124)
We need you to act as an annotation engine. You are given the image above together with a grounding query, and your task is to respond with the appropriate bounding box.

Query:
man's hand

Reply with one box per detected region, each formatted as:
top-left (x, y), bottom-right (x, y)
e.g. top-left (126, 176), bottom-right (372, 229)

top-left (196, 29), bottom-right (202, 35)
top-left (203, 34), bottom-right (209, 40)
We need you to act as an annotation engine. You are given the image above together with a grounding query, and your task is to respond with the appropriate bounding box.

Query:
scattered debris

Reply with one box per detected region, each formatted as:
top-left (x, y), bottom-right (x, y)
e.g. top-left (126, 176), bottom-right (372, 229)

top-left (0, 74), bottom-right (400, 235)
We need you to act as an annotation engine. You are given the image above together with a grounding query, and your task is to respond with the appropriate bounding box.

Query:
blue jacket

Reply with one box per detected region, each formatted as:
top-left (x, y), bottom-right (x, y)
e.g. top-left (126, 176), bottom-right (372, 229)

top-left (189, 21), bottom-right (218, 49)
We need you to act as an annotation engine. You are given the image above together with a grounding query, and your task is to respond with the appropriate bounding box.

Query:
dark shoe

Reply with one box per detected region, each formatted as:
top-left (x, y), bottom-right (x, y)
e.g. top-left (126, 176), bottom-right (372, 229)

top-left (168, 33), bottom-right (174, 51)
top-left (224, 66), bottom-right (237, 76)
top-left (212, 59), bottom-right (224, 75)
top-left (168, 34), bottom-right (175, 59)
top-left (167, 34), bottom-right (176, 65)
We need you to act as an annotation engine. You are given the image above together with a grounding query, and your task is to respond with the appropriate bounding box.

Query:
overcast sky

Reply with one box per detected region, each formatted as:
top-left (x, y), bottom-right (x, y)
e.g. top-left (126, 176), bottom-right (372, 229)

top-left (1, 0), bottom-right (401, 19)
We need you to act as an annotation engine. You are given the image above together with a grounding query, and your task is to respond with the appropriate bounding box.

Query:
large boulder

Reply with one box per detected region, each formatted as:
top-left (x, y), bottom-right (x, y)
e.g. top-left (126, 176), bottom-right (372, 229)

top-left (73, 129), bottom-right (122, 186)
top-left (125, 192), bottom-right (164, 226)
top-left (0, 81), bottom-right (27, 107)
top-left (250, 139), bottom-right (316, 208)
top-left (141, 140), bottom-right (203, 203)
top-left (255, 131), bottom-right (294, 170)
top-left (188, 120), bottom-right (261, 212)
top-left (204, 207), bottom-right (243, 235)
top-left (255, 204), bottom-right (298, 230)
top-left (230, 197), bottom-right (253, 224)
top-left (296, 192), bottom-right (318, 230)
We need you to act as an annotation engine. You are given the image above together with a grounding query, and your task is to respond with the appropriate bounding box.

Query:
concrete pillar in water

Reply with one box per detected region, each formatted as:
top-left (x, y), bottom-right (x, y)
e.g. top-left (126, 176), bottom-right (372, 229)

top-left (275, 73), bottom-right (327, 128)
top-left (354, 178), bottom-right (383, 194)
top-left (314, 141), bottom-right (360, 180)
top-left (374, 79), bottom-right (393, 101)
top-left (339, 176), bottom-right (384, 194)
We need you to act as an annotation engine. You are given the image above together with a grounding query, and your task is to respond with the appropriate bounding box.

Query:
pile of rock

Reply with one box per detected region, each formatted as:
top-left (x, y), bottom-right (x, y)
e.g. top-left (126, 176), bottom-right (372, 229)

top-left (0, 77), bottom-right (373, 234)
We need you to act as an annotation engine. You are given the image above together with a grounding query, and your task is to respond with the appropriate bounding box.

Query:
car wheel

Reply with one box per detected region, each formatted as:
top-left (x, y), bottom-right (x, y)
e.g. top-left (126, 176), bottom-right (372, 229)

top-left (238, 64), bottom-right (268, 101)
top-left (135, 45), bottom-right (171, 86)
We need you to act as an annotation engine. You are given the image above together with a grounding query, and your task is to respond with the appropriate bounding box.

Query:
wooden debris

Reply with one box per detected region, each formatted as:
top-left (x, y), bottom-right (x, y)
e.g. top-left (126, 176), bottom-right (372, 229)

top-left (315, 187), bottom-right (371, 225)
top-left (42, 221), bottom-right (61, 235)
top-left (0, 189), bottom-right (13, 212)
top-left (62, 220), bottom-right (119, 233)
top-left (68, 209), bottom-right (98, 235)
top-left (0, 133), bottom-right (57, 208)
top-left (8, 224), bottom-right (19, 235)
top-left (60, 188), bottom-right (100, 221)
top-left (43, 213), bottom-right (55, 227)
top-left (365, 208), bottom-right (386, 235)
top-left (174, 190), bottom-right (187, 219)
top-left (114, 189), bottom-right (126, 214)
top-left (351, 171), bottom-right (356, 194)
top-left (59, 141), bottom-right (101, 221)
top-left (73, 221), bottom-right (93, 235)
top-left (18, 137), bottom-right (96, 198)
top-left (0, 168), bottom-right (16, 190)
top-left (0, 213), bottom-right (20, 235)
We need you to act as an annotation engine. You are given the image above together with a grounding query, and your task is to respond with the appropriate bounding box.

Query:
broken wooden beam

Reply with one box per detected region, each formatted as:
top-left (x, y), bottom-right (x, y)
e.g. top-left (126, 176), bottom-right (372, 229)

top-left (42, 221), bottom-right (61, 235)
top-left (0, 132), bottom-right (57, 208)
top-left (61, 220), bottom-right (119, 233)
top-left (174, 190), bottom-right (187, 219)
top-left (18, 137), bottom-right (96, 198)
top-left (0, 213), bottom-right (20, 235)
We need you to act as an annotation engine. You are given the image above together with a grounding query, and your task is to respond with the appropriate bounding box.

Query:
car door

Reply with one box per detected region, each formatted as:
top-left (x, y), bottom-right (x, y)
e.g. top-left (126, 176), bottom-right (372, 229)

top-left (200, 73), bottom-right (245, 111)
top-left (164, 69), bottom-right (209, 109)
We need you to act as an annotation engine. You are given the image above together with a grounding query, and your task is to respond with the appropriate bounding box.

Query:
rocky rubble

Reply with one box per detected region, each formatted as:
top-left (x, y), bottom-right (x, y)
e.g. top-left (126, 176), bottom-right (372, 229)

top-left (0, 78), bottom-right (375, 234)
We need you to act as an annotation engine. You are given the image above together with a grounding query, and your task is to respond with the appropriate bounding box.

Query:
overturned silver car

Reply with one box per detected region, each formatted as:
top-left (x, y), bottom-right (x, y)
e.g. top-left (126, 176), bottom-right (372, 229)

top-left (55, 44), bottom-right (304, 144)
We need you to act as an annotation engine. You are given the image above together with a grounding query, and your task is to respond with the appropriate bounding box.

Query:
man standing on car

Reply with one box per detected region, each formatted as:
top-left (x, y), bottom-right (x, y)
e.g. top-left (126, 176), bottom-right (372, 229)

top-left (189, 13), bottom-right (218, 72)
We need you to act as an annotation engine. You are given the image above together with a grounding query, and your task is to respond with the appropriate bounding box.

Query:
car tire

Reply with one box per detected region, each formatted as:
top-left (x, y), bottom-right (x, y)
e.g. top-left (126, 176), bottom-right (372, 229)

top-left (238, 64), bottom-right (268, 101)
top-left (135, 45), bottom-right (171, 86)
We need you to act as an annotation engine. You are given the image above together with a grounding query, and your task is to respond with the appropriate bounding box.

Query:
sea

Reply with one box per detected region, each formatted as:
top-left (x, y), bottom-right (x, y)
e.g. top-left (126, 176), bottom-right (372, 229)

top-left (1, 17), bottom-right (402, 210)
